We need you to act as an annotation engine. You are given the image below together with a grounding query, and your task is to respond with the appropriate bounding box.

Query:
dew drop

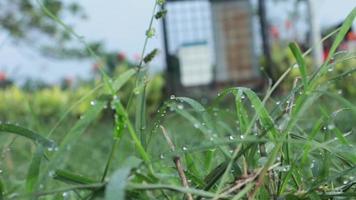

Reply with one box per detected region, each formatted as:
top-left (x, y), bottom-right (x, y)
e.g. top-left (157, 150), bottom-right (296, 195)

top-left (327, 124), bottom-right (335, 130)
top-left (343, 180), bottom-right (348, 184)
top-left (170, 95), bottom-right (176, 100)
top-left (0, 169), bottom-right (3, 174)
top-left (62, 192), bottom-right (69, 198)
top-left (240, 135), bottom-right (245, 139)
top-left (160, 154), bottom-right (165, 159)
top-left (177, 104), bottom-right (184, 110)
top-left (193, 123), bottom-right (200, 129)
top-left (182, 146), bottom-right (188, 151)
top-left (276, 101), bottom-right (281, 105)
top-left (229, 135), bottom-right (235, 140)
top-left (90, 100), bottom-right (96, 106)
top-left (48, 171), bottom-right (55, 177)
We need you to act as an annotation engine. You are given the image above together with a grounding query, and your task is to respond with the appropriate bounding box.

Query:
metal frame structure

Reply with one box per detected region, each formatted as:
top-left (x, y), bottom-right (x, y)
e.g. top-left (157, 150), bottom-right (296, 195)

top-left (162, 0), bottom-right (260, 96)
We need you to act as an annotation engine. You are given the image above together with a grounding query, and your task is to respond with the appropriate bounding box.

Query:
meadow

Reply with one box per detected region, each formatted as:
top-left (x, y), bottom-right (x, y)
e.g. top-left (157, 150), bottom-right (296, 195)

top-left (0, 1), bottom-right (355, 200)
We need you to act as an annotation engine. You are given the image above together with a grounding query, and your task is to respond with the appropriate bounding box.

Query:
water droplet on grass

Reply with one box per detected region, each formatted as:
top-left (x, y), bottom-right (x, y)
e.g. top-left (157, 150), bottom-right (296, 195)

top-left (48, 171), bottom-right (55, 177)
top-left (276, 101), bottom-right (281, 105)
top-left (240, 135), bottom-right (245, 139)
top-left (170, 95), bottom-right (176, 100)
top-left (182, 146), bottom-right (188, 151)
top-left (62, 192), bottom-right (69, 198)
top-left (229, 135), bottom-right (235, 140)
top-left (160, 154), bottom-right (165, 159)
top-left (90, 100), bottom-right (96, 106)
top-left (193, 123), bottom-right (200, 129)
top-left (177, 104), bottom-right (184, 110)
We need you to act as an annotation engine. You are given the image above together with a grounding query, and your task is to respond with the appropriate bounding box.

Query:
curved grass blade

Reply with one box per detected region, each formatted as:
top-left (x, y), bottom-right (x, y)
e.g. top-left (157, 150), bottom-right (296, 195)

top-left (289, 42), bottom-right (308, 89)
top-left (26, 145), bottom-right (44, 194)
top-left (0, 124), bottom-right (54, 148)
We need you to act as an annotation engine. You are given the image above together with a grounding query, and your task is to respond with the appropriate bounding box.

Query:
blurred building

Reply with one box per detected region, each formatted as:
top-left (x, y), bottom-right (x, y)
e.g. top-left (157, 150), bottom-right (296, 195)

top-left (162, 0), bottom-right (261, 97)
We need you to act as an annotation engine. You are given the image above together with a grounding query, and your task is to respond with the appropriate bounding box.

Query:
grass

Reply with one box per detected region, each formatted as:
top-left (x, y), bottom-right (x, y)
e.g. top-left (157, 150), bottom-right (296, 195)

top-left (0, 1), bottom-right (355, 200)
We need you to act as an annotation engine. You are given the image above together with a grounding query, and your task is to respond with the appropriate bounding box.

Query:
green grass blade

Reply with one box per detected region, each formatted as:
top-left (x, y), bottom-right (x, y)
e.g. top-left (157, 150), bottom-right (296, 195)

top-left (112, 69), bottom-right (137, 92)
top-left (105, 157), bottom-right (141, 200)
top-left (307, 166), bottom-right (356, 194)
top-left (242, 88), bottom-right (279, 138)
top-left (0, 124), bottom-right (54, 148)
top-left (0, 179), bottom-right (4, 200)
top-left (53, 170), bottom-right (97, 185)
top-left (324, 8), bottom-right (356, 63)
top-left (289, 42), bottom-right (308, 89)
top-left (113, 100), bottom-right (151, 165)
top-left (26, 145), bottom-right (44, 194)
top-left (42, 99), bottom-right (107, 183)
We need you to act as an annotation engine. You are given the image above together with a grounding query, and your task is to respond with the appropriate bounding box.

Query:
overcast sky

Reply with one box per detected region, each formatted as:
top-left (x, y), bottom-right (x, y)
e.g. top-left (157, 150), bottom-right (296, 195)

top-left (0, 0), bottom-right (355, 84)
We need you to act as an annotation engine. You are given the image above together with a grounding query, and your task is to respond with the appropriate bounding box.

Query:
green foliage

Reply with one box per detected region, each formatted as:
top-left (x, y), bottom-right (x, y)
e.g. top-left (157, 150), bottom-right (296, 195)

top-left (0, 0), bottom-right (84, 42)
top-left (0, 2), bottom-right (355, 200)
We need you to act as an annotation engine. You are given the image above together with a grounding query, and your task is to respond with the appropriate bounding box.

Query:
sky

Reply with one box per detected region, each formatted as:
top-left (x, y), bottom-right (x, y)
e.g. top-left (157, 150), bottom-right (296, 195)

top-left (0, 0), bottom-right (355, 84)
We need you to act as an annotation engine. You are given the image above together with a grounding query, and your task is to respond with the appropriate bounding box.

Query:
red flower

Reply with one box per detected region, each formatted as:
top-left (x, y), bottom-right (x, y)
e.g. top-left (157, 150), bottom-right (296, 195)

top-left (270, 26), bottom-right (280, 40)
top-left (0, 71), bottom-right (6, 81)
top-left (117, 52), bottom-right (126, 62)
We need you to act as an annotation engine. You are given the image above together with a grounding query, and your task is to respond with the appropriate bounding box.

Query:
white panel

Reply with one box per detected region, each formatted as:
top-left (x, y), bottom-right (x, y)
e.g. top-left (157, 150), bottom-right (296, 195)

top-left (178, 43), bottom-right (213, 87)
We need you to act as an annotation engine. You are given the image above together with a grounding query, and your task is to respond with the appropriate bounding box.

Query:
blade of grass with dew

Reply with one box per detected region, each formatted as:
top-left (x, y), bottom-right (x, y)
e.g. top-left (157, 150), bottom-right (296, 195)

top-left (278, 117), bottom-right (323, 195)
top-left (168, 102), bottom-right (230, 158)
top-left (234, 90), bottom-right (249, 134)
top-left (289, 42), bottom-right (309, 89)
top-left (0, 124), bottom-right (55, 148)
top-left (306, 166), bottom-right (356, 194)
top-left (135, 81), bottom-right (148, 148)
top-left (113, 100), bottom-right (151, 166)
top-left (40, 98), bottom-right (108, 183)
top-left (25, 145), bottom-right (44, 195)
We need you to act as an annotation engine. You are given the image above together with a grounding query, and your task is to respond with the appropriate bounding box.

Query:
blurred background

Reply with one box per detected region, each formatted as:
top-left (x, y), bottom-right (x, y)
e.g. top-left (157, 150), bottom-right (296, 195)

top-left (0, 0), bottom-right (355, 120)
